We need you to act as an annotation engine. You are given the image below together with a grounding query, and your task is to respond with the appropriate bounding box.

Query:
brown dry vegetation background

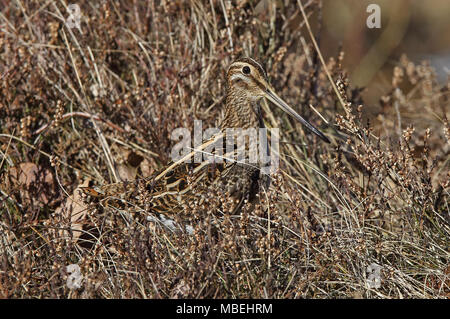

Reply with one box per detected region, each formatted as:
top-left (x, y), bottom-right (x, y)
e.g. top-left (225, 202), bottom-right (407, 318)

top-left (0, 0), bottom-right (449, 298)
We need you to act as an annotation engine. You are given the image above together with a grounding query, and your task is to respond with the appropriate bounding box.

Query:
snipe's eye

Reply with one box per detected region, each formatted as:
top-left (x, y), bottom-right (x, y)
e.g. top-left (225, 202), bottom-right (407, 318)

top-left (242, 66), bottom-right (251, 75)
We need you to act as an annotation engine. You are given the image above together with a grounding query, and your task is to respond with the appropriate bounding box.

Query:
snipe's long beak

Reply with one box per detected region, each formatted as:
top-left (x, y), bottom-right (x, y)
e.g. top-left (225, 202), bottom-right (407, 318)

top-left (264, 88), bottom-right (330, 143)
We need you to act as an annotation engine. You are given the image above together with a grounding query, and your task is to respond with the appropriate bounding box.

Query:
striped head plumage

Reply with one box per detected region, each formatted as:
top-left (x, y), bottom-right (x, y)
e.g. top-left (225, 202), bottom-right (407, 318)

top-left (225, 57), bottom-right (330, 143)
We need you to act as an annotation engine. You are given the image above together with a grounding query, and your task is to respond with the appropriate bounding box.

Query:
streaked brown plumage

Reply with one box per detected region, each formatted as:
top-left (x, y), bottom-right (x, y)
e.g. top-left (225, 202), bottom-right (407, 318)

top-left (81, 57), bottom-right (329, 220)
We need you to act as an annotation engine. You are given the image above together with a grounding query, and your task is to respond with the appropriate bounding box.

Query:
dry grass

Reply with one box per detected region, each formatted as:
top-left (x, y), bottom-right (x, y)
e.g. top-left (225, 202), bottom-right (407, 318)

top-left (0, 0), bottom-right (448, 298)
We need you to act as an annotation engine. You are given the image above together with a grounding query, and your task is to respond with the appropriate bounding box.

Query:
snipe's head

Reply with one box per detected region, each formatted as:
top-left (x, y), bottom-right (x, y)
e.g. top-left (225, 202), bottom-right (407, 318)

top-left (227, 57), bottom-right (330, 143)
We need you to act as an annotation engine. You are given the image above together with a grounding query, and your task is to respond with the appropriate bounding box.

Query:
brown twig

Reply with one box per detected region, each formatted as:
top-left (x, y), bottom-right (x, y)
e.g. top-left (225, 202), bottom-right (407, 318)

top-left (33, 111), bottom-right (126, 135)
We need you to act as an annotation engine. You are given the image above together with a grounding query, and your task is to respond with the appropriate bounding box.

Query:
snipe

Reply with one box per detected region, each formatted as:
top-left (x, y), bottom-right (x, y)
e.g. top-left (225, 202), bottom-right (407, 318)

top-left (81, 57), bottom-right (329, 220)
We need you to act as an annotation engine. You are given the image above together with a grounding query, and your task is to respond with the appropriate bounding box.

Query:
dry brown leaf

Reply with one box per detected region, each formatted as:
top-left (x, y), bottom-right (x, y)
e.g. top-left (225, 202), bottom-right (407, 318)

top-left (56, 180), bottom-right (90, 243)
top-left (140, 158), bottom-right (156, 177)
top-left (117, 164), bottom-right (137, 181)
top-left (6, 162), bottom-right (54, 205)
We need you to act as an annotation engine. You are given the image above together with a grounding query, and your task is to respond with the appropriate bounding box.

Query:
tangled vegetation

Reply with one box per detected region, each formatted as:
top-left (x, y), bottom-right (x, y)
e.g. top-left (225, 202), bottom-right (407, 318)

top-left (0, 0), bottom-right (448, 298)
